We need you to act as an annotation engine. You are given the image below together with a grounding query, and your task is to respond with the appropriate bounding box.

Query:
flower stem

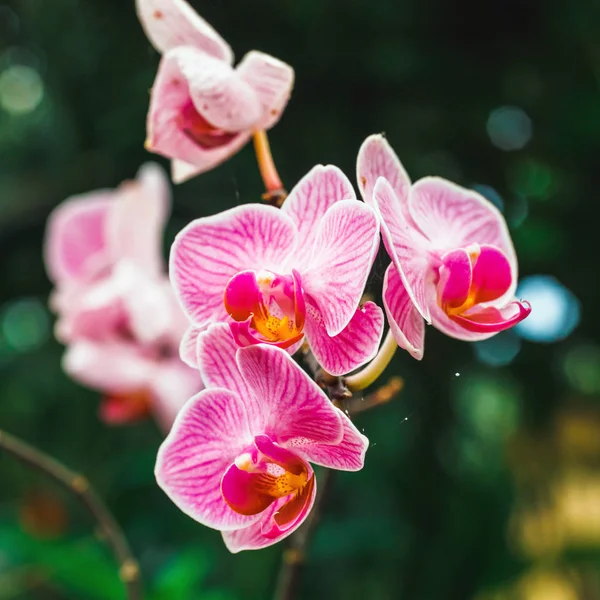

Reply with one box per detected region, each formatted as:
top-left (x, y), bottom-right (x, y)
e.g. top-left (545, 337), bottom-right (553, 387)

top-left (343, 376), bottom-right (404, 414)
top-left (273, 469), bottom-right (333, 600)
top-left (253, 130), bottom-right (287, 206)
top-left (0, 429), bottom-right (143, 600)
top-left (344, 329), bottom-right (398, 392)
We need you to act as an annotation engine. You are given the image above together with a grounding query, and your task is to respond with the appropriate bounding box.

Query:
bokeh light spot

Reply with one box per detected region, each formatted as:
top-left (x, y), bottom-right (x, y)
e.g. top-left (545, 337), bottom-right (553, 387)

top-left (454, 372), bottom-right (521, 442)
top-left (0, 64), bottom-right (44, 114)
top-left (562, 344), bottom-right (600, 394)
top-left (474, 330), bottom-right (522, 367)
top-left (487, 106), bottom-right (532, 151)
top-left (1, 298), bottom-right (50, 352)
top-left (516, 275), bottom-right (580, 343)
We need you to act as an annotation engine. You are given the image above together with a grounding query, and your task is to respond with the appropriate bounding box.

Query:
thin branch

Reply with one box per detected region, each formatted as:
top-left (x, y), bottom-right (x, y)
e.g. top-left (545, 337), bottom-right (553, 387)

top-left (341, 376), bottom-right (404, 415)
top-left (273, 469), bottom-right (333, 600)
top-left (0, 429), bottom-right (143, 600)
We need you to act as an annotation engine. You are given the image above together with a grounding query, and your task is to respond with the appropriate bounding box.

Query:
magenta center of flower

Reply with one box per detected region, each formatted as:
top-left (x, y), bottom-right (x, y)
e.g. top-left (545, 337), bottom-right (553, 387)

top-left (221, 435), bottom-right (314, 528)
top-left (178, 100), bottom-right (238, 149)
top-left (436, 244), bottom-right (531, 333)
top-left (223, 269), bottom-right (306, 349)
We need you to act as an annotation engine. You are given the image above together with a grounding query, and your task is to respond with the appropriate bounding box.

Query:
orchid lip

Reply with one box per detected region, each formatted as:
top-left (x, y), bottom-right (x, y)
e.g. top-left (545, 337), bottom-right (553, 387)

top-left (449, 299), bottom-right (532, 333)
top-left (229, 318), bottom-right (304, 350)
top-left (435, 244), bottom-right (531, 333)
top-left (220, 435), bottom-right (313, 521)
top-left (178, 100), bottom-right (239, 149)
top-left (224, 269), bottom-right (306, 347)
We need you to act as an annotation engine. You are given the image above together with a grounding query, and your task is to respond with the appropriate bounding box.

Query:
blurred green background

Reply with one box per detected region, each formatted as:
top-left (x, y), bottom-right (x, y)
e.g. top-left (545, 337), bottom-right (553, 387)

top-left (1, 0), bottom-right (600, 598)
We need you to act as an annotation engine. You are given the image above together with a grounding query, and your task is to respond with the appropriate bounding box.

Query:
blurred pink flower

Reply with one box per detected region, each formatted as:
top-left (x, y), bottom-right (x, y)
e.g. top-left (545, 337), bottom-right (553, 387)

top-left (156, 324), bottom-right (368, 552)
top-left (136, 0), bottom-right (294, 183)
top-left (44, 163), bottom-right (201, 430)
top-left (170, 165), bottom-right (384, 376)
top-left (356, 134), bottom-right (531, 360)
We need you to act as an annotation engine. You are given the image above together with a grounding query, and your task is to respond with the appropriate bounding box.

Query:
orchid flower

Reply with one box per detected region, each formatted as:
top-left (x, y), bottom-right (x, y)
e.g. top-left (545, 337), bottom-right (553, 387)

top-left (156, 323), bottom-right (368, 552)
top-left (136, 0), bottom-right (294, 183)
top-left (170, 165), bottom-right (384, 376)
top-left (356, 134), bottom-right (531, 359)
top-left (44, 163), bottom-right (201, 430)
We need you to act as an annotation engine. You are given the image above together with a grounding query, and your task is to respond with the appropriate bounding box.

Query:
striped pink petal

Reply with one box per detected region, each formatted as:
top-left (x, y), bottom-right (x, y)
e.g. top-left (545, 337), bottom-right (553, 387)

top-left (297, 412), bottom-right (369, 472)
top-left (63, 340), bottom-right (154, 393)
top-left (236, 51), bottom-right (295, 130)
top-left (55, 273), bottom-right (130, 343)
top-left (170, 204), bottom-right (296, 325)
top-left (236, 344), bottom-right (343, 445)
top-left (155, 388), bottom-right (260, 531)
top-left (281, 165), bottom-right (355, 265)
top-left (116, 264), bottom-right (178, 346)
top-left (179, 325), bottom-right (203, 368)
top-left (106, 163), bottom-right (170, 275)
top-left (382, 264), bottom-right (424, 360)
top-left (183, 49), bottom-right (261, 132)
top-left (136, 0), bottom-right (233, 62)
top-left (301, 200), bottom-right (379, 336)
top-left (356, 134), bottom-right (411, 209)
top-left (44, 192), bottom-right (112, 284)
top-left (373, 177), bottom-right (432, 322)
top-left (408, 177), bottom-right (517, 301)
top-left (146, 47), bottom-right (255, 175)
top-left (196, 324), bottom-right (254, 405)
top-left (304, 300), bottom-right (384, 376)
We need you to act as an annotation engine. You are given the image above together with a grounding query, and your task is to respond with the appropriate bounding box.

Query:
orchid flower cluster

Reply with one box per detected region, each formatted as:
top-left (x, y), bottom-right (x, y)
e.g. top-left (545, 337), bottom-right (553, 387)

top-left (44, 163), bottom-right (201, 430)
top-left (44, 0), bottom-right (531, 552)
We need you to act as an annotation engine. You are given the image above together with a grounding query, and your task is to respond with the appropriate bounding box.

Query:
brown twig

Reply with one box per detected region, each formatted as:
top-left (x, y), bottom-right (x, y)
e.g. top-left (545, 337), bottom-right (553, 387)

top-left (273, 469), bottom-right (333, 600)
top-left (0, 429), bottom-right (143, 600)
top-left (340, 376), bottom-right (404, 415)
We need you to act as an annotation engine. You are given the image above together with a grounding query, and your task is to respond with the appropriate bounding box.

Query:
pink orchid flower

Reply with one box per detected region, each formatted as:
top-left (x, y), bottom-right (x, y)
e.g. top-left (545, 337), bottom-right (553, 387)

top-left (156, 323), bottom-right (368, 552)
top-left (136, 0), bottom-right (294, 183)
top-left (170, 165), bottom-right (384, 376)
top-left (44, 163), bottom-right (201, 430)
top-left (356, 134), bottom-right (531, 359)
